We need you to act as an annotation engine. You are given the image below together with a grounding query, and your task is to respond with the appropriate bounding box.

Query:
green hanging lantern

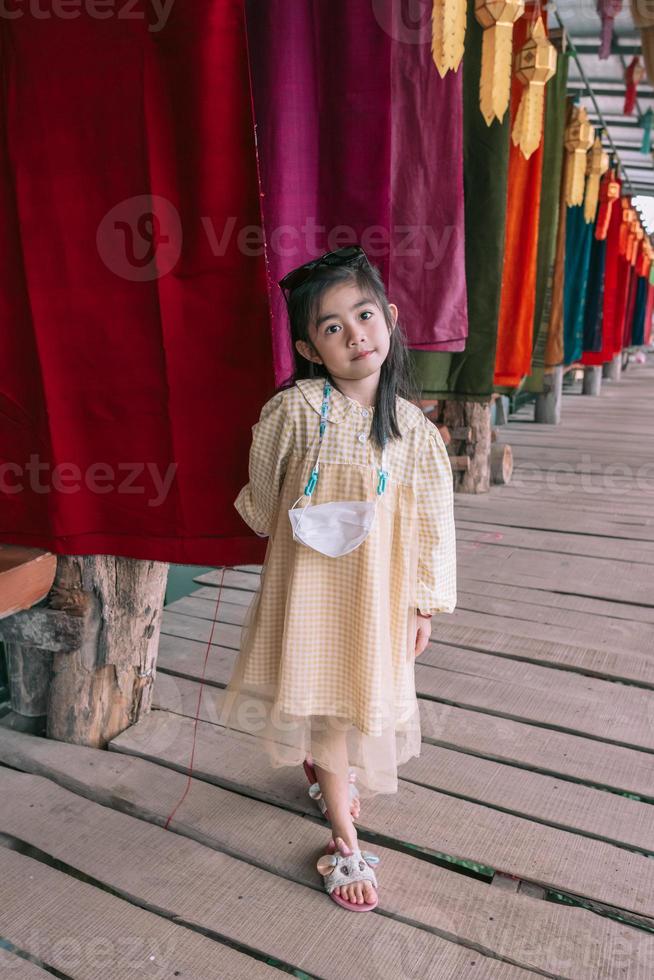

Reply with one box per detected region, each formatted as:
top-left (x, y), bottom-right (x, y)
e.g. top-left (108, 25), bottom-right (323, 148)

top-left (639, 107), bottom-right (654, 153)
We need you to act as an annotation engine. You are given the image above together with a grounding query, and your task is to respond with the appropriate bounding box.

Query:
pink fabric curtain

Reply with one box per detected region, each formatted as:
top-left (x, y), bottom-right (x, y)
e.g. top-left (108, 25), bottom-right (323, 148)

top-left (245, 0), bottom-right (468, 385)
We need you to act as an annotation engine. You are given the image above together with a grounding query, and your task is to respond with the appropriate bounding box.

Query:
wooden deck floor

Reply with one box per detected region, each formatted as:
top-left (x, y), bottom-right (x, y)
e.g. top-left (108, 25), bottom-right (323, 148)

top-left (2, 355), bottom-right (654, 978)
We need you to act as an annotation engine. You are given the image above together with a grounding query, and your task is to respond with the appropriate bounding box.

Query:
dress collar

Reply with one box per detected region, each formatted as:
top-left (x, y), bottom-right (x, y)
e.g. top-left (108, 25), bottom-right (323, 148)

top-left (295, 377), bottom-right (422, 433)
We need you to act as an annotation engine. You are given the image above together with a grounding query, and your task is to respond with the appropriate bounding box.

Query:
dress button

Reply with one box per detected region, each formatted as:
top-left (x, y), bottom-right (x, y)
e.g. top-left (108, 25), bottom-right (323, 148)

top-left (361, 409), bottom-right (369, 417)
top-left (358, 433), bottom-right (366, 444)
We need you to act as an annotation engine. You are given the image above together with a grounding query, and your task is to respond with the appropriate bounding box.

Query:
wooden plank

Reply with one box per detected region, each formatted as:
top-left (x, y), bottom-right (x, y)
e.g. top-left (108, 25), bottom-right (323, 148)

top-left (456, 522), bottom-right (654, 565)
top-left (456, 544), bottom-right (654, 605)
top-left (153, 670), bottom-right (654, 854)
top-left (431, 617), bottom-right (654, 683)
top-left (176, 587), bottom-right (654, 676)
top-left (165, 595), bottom-right (249, 626)
top-left (189, 584), bottom-right (256, 606)
top-left (0, 546), bottom-right (56, 620)
top-left (162, 610), bottom-right (241, 649)
top-left (186, 583), bottom-right (654, 658)
top-left (156, 626), bottom-right (654, 756)
top-left (0, 761), bottom-right (539, 979)
top-left (155, 633), bottom-right (654, 798)
top-left (455, 588), bottom-right (654, 639)
top-left (161, 599), bottom-right (654, 688)
top-left (455, 578), bottom-right (654, 625)
top-left (0, 843), bottom-right (275, 979)
top-left (0, 948), bottom-right (53, 978)
top-left (194, 568), bottom-right (261, 591)
top-left (109, 710), bottom-right (654, 921)
top-left (2, 731), bottom-right (653, 979)
top-left (419, 646), bottom-right (654, 752)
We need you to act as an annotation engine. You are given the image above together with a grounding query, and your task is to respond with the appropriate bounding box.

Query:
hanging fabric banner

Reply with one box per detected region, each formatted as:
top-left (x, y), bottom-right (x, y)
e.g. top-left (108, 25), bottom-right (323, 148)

top-left (245, 0), bottom-right (468, 387)
top-left (410, 0), bottom-right (511, 399)
top-left (522, 49), bottom-right (570, 394)
top-left (0, 2), bottom-right (273, 565)
top-left (581, 234), bottom-right (607, 353)
top-left (493, 7), bottom-right (549, 389)
top-left (563, 204), bottom-right (595, 363)
top-left (544, 100), bottom-right (578, 369)
top-left (390, 0), bottom-right (468, 352)
top-left (582, 175), bottom-right (623, 367)
top-left (630, 272), bottom-right (649, 346)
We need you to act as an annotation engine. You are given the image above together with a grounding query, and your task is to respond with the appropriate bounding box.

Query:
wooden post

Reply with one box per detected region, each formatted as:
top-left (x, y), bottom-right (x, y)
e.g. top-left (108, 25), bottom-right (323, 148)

top-left (490, 444), bottom-right (513, 484)
top-left (582, 365), bottom-right (602, 396)
top-left (439, 400), bottom-right (492, 493)
top-left (0, 546), bottom-right (57, 733)
top-left (2, 642), bottom-right (51, 733)
top-left (534, 365), bottom-right (563, 424)
top-left (46, 555), bottom-right (169, 747)
top-left (602, 353), bottom-right (622, 381)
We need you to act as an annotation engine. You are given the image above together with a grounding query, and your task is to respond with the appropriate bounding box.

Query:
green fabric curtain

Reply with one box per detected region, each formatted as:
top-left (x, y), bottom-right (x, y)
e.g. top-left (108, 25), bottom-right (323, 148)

top-left (522, 52), bottom-right (570, 394)
top-left (563, 204), bottom-right (595, 363)
top-left (409, 0), bottom-right (510, 401)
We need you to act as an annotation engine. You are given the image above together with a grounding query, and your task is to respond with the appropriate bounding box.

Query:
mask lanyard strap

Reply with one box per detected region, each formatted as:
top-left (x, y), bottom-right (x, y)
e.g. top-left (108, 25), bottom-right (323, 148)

top-left (376, 439), bottom-right (389, 496)
top-left (303, 379), bottom-right (331, 499)
top-left (289, 379), bottom-right (332, 513)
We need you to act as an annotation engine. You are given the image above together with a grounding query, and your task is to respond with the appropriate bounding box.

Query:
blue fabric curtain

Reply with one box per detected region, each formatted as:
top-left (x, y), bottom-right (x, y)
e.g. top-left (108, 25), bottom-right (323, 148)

top-left (582, 234), bottom-right (607, 353)
top-left (563, 205), bottom-right (594, 363)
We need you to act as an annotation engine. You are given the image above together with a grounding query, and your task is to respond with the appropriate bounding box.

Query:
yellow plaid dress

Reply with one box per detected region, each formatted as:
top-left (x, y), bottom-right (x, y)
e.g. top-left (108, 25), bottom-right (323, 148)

top-left (218, 376), bottom-right (456, 796)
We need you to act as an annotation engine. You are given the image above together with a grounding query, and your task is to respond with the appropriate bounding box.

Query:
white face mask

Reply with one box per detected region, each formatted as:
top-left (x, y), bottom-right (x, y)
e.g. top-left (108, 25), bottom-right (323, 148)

top-left (289, 498), bottom-right (379, 557)
top-left (288, 380), bottom-right (388, 559)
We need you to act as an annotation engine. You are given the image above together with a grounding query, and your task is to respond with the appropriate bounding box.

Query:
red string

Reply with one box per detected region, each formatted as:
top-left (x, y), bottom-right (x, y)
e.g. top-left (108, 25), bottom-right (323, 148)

top-left (163, 564), bottom-right (227, 830)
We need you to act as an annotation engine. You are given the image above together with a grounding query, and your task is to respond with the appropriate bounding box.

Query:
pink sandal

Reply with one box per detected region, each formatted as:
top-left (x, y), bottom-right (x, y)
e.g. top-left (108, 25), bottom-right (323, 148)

top-left (303, 756), bottom-right (359, 822)
top-left (316, 837), bottom-right (380, 912)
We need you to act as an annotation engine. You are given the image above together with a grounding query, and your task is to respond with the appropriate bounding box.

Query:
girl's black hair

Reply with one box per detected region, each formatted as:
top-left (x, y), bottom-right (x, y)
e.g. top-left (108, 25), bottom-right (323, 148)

top-left (277, 254), bottom-right (421, 450)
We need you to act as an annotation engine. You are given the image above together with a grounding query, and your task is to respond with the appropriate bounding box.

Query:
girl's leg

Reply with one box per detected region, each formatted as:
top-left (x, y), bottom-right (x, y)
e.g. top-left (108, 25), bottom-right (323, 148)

top-left (311, 717), bottom-right (376, 906)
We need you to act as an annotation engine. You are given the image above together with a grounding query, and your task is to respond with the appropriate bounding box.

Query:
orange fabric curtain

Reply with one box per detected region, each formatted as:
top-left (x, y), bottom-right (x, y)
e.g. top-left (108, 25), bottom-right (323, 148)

top-left (493, 8), bottom-right (548, 388)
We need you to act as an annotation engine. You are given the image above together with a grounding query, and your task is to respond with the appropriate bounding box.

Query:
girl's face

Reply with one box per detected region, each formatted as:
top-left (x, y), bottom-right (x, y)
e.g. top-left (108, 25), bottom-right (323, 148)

top-left (295, 281), bottom-right (398, 383)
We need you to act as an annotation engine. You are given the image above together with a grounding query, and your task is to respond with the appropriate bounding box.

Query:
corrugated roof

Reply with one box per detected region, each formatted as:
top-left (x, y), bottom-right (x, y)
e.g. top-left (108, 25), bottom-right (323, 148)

top-left (553, 0), bottom-right (654, 196)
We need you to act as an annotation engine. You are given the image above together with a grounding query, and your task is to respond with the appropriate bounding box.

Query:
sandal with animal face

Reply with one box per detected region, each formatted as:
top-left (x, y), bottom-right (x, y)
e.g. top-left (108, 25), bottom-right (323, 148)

top-left (316, 839), bottom-right (380, 912)
top-left (303, 757), bottom-right (360, 821)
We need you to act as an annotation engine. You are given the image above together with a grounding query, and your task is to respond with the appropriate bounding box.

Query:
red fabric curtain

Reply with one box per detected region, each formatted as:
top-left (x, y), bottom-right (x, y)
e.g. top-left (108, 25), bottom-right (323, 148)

top-left (644, 282), bottom-right (654, 346)
top-left (0, 2), bottom-right (273, 565)
top-left (581, 178), bottom-right (622, 367)
top-left (493, 9), bottom-right (547, 389)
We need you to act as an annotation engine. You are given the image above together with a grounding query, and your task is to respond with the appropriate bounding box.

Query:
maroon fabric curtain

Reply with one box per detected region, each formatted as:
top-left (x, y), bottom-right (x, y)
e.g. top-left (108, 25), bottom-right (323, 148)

top-left (245, 0), bottom-right (468, 385)
top-left (0, 2), bottom-right (273, 565)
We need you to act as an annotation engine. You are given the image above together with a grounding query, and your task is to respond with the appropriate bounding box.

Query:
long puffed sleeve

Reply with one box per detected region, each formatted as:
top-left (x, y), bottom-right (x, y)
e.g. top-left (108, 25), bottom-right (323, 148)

top-left (233, 389), bottom-right (295, 538)
top-left (413, 415), bottom-right (457, 614)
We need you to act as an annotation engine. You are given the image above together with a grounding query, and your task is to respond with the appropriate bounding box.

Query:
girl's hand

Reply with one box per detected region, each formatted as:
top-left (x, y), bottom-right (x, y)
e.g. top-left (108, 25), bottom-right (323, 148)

top-left (415, 611), bottom-right (432, 657)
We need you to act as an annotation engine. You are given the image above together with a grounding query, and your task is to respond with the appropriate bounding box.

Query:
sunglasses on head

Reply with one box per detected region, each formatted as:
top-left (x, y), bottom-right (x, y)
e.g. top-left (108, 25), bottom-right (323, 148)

top-left (278, 245), bottom-right (368, 295)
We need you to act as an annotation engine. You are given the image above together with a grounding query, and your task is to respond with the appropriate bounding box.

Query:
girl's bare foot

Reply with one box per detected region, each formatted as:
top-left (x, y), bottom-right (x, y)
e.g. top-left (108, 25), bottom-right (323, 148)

top-left (329, 827), bottom-right (377, 907)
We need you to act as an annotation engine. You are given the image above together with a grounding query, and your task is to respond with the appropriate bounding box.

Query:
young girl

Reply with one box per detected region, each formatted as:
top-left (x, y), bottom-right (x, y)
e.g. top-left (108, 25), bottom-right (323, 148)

top-left (219, 245), bottom-right (456, 912)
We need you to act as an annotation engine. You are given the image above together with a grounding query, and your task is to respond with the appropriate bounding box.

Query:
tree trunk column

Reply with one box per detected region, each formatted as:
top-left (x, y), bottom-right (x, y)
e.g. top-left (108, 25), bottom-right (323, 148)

top-left (47, 555), bottom-right (168, 747)
top-left (439, 400), bottom-right (492, 493)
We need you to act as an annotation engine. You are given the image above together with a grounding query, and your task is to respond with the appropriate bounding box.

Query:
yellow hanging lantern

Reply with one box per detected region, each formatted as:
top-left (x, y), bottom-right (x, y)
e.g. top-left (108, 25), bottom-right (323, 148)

top-left (563, 105), bottom-right (594, 206)
top-left (475, 0), bottom-right (526, 125)
top-left (583, 135), bottom-right (609, 224)
top-left (511, 17), bottom-right (557, 159)
top-left (619, 200), bottom-right (633, 256)
top-left (432, 0), bottom-right (467, 77)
